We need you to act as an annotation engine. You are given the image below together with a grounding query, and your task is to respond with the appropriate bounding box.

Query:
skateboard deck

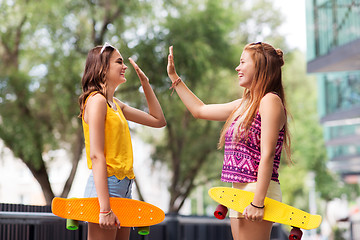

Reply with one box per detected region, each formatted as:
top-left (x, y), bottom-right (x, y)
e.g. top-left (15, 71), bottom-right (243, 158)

top-left (52, 197), bottom-right (165, 227)
top-left (208, 187), bottom-right (322, 230)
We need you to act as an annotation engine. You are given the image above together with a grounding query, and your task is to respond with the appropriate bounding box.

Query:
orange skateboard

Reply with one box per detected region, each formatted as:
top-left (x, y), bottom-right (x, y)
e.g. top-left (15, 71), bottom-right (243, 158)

top-left (51, 197), bottom-right (165, 235)
top-left (209, 187), bottom-right (322, 240)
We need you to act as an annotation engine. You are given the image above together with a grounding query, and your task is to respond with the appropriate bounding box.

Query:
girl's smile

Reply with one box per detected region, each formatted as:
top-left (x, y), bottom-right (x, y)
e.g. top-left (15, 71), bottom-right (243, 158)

top-left (107, 51), bottom-right (128, 85)
top-left (235, 50), bottom-right (255, 89)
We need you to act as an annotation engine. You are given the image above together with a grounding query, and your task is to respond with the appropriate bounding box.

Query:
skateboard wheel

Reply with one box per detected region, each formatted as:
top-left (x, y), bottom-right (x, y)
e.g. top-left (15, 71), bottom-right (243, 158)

top-left (289, 227), bottom-right (303, 240)
top-left (214, 204), bottom-right (228, 220)
top-left (66, 219), bottom-right (79, 230)
top-left (138, 226), bottom-right (150, 235)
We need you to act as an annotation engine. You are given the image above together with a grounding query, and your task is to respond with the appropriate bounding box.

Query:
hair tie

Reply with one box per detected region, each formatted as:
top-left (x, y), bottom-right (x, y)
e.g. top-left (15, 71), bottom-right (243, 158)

top-left (250, 202), bottom-right (265, 209)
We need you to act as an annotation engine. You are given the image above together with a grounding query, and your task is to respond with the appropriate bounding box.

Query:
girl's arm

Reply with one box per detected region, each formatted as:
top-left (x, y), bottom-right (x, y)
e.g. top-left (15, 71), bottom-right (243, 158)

top-left (116, 58), bottom-right (166, 128)
top-left (243, 93), bottom-right (286, 221)
top-left (167, 46), bottom-right (241, 121)
top-left (85, 94), bottom-right (120, 229)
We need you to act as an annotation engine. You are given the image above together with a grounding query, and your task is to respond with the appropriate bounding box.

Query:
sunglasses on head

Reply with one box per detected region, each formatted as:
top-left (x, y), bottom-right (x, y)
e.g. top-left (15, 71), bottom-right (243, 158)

top-left (100, 42), bottom-right (115, 54)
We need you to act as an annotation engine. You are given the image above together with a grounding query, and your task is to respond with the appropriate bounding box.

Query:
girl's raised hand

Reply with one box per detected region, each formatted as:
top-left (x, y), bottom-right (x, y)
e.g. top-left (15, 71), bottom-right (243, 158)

top-left (167, 46), bottom-right (179, 82)
top-left (129, 58), bottom-right (149, 83)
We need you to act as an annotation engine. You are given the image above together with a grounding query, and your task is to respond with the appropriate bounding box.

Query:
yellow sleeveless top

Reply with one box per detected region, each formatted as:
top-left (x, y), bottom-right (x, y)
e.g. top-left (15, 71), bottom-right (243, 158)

top-left (82, 92), bottom-right (135, 180)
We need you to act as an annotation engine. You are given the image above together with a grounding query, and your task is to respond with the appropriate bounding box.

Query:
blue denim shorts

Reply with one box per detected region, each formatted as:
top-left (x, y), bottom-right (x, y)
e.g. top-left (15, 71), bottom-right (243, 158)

top-left (84, 172), bottom-right (133, 199)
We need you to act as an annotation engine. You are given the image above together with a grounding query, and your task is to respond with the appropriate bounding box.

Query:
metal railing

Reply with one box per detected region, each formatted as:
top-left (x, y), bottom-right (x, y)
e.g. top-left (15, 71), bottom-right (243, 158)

top-left (0, 211), bottom-right (232, 240)
top-left (0, 211), bottom-right (87, 240)
top-left (0, 203), bottom-right (289, 240)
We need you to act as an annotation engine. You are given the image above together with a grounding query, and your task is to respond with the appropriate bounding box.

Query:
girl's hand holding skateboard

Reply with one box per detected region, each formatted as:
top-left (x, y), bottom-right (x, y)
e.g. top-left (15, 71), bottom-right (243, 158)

top-left (99, 210), bottom-right (121, 229)
top-left (243, 204), bottom-right (264, 222)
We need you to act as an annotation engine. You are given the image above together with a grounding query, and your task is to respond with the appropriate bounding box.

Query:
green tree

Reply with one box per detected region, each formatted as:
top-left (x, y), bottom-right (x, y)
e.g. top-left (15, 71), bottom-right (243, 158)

top-left (0, 0), bottom-right (291, 212)
top-left (0, 0), bottom-right (62, 204)
top-left (133, 0), bottom-right (285, 213)
top-left (279, 49), bottom-right (329, 210)
top-left (0, 0), bottom-right (151, 204)
top-left (279, 50), bottom-right (360, 214)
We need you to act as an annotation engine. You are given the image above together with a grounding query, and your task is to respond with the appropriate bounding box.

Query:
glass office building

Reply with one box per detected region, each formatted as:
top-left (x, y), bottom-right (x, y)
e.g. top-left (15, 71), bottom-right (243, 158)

top-left (306, 0), bottom-right (360, 182)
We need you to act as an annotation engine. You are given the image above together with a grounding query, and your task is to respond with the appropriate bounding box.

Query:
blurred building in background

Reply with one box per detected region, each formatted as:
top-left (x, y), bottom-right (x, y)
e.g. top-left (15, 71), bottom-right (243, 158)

top-left (306, 0), bottom-right (360, 183)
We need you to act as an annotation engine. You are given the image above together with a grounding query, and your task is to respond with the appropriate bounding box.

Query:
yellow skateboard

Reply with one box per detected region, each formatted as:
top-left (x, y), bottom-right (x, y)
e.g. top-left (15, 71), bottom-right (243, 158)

top-left (52, 197), bottom-right (165, 235)
top-left (208, 187), bottom-right (322, 240)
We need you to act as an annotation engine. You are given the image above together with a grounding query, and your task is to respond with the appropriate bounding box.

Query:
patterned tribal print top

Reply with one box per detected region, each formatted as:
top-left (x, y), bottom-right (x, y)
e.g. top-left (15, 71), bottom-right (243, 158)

top-left (221, 111), bottom-right (285, 183)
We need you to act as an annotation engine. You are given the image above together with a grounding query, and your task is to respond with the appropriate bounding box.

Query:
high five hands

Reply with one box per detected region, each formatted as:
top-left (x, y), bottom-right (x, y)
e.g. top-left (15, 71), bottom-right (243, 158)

top-left (129, 57), bottom-right (149, 83)
top-left (129, 46), bottom-right (178, 85)
top-left (167, 46), bottom-right (180, 83)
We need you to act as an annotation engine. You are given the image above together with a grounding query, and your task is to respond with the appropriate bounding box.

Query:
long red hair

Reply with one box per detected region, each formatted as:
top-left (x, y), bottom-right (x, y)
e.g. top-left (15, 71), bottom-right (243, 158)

top-left (218, 42), bottom-right (291, 163)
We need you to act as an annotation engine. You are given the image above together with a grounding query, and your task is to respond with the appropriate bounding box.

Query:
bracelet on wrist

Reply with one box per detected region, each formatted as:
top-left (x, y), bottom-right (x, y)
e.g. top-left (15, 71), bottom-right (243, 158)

top-left (250, 202), bottom-right (265, 209)
top-left (99, 209), bottom-right (113, 216)
top-left (169, 77), bottom-right (182, 96)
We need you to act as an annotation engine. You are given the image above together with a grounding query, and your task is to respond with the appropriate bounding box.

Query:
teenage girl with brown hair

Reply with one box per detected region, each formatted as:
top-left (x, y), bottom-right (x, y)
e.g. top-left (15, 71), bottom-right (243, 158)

top-left (79, 42), bottom-right (166, 240)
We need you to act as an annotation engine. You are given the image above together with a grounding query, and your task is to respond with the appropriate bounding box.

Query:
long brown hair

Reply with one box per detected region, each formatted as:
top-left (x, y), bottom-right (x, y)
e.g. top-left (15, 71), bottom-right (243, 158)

top-left (218, 42), bottom-right (292, 163)
top-left (78, 45), bottom-right (116, 118)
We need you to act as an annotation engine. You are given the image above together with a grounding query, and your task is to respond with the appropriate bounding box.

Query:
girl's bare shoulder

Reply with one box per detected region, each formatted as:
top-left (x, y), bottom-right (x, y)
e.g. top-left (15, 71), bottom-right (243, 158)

top-left (259, 93), bottom-right (284, 112)
top-left (87, 93), bottom-right (106, 105)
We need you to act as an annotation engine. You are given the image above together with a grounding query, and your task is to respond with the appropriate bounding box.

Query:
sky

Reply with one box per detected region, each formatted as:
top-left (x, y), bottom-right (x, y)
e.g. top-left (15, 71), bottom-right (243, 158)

top-left (273, 0), bottom-right (307, 52)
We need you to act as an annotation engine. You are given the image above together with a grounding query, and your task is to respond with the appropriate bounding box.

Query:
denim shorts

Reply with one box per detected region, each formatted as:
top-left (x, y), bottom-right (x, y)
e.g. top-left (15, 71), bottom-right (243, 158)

top-left (84, 172), bottom-right (133, 199)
